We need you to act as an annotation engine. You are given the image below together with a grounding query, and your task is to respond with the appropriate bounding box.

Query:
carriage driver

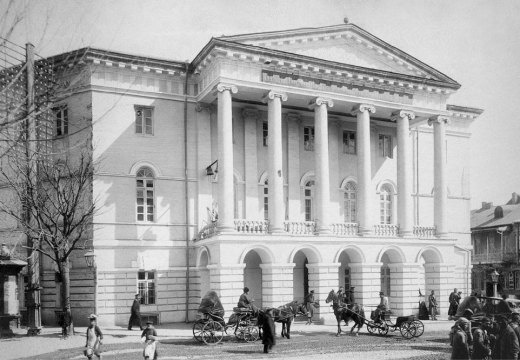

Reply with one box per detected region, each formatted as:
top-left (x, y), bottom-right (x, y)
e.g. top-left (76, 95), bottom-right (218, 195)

top-left (374, 291), bottom-right (389, 321)
top-left (237, 287), bottom-right (259, 316)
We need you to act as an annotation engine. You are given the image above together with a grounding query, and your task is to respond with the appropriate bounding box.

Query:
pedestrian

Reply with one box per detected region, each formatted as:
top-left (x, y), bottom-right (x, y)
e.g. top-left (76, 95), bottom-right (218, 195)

top-left (450, 321), bottom-right (470, 360)
top-left (237, 287), bottom-right (258, 316)
top-left (84, 314), bottom-right (103, 360)
top-left (448, 288), bottom-right (460, 320)
top-left (511, 313), bottom-right (520, 342)
top-left (456, 309), bottom-right (474, 347)
top-left (495, 314), bottom-right (520, 360)
top-left (261, 309), bottom-right (276, 354)
top-left (472, 317), bottom-right (492, 360)
top-left (337, 286), bottom-right (345, 305)
top-left (59, 307), bottom-right (72, 339)
top-left (304, 290), bottom-right (316, 325)
top-left (141, 320), bottom-right (158, 360)
top-left (374, 291), bottom-right (389, 322)
top-left (128, 294), bottom-right (143, 331)
top-left (429, 290), bottom-right (438, 320)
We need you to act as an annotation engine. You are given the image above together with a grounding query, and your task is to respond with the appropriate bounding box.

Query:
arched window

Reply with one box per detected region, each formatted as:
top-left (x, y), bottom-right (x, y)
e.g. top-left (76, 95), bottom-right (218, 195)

top-left (304, 180), bottom-right (315, 221)
top-left (263, 179), bottom-right (268, 220)
top-left (379, 184), bottom-right (393, 225)
top-left (343, 181), bottom-right (357, 223)
top-left (136, 167), bottom-right (155, 222)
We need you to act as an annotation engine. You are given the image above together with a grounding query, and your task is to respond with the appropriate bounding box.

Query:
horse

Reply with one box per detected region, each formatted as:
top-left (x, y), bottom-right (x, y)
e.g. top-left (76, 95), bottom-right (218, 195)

top-left (325, 289), bottom-right (365, 336)
top-left (258, 301), bottom-right (307, 339)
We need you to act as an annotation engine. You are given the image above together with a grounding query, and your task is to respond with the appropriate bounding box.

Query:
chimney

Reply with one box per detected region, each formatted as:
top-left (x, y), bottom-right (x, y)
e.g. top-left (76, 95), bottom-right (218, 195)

top-left (482, 202), bottom-right (493, 210)
top-left (513, 192), bottom-right (519, 204)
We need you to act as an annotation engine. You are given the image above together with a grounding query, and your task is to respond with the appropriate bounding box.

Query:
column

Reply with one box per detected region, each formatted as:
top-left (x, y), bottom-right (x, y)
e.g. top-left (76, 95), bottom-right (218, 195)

top-left (428, 116), bottom-right (449, 237)
top-left (349, 263), bottom-right (382, 319)
top-left (263, 91), bottom-right (287, 233)
top-left (286, 113), bottom-right (301, 220)
top-left (208, 264), bottom-right (245, 319)
top-left (306, 262), bottom-right (340, 324)
top-left (195, 103), bottom-right (213, 227)
top-left (242, 108), bottom-right (260, 219)
top-left (352, 104), bottom-right (376, 235)
top-left (260, 263), bottom-right (295, 308)
top-left (388, 263), bottom-right (421, 317)
top-left (216, 84), bottom-right (238, 232)
top-left (392, 110), bottom-right (415, 237)
top-left (310, 97), bottom-right (334, 234)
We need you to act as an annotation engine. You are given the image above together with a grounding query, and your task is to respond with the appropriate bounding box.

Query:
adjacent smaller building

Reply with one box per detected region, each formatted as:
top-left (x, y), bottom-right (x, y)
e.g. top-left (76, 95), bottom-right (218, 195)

top-left (471, 193), bottom-right (520, 298)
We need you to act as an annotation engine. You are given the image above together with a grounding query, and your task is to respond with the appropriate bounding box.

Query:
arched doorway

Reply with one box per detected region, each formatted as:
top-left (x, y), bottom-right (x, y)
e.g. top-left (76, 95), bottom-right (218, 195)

top-left (199, 250), bottom-right (210, 300)
top-left (293, 251), bottom-right (309, 303)
top-left (337, 247), bottom-right (364, 303)
top-left (419, 248), bottom-right (442, 314)
top-left (378, 247), bottom-right (405, 310)
top-left (243, 250), bottom-right (263, 308)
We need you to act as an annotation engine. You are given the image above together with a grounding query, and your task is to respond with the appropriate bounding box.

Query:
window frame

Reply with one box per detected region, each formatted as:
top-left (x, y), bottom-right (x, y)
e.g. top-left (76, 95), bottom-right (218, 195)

top-left (136, 167), bottom-right (155, 223)
top-left (53, 105), bottom-right (68, 137)
top-left (378, 134), bottom-right (393, 158)
top-left (379, 184), bottom-right (393, 225)
top-left (343, 181), bottom-right (357, 223)
top-left (262, 122), bottom-right (268, 147)
top-left (263, 179), bottom-right (268, 220)
top-left (135, 105), bottom-right (154, 136)
top-left (137, 270), bottom-right (156, 305)
top-left (342, 130), bottom-right (357, 155)
top-left (303, 126), bottom-right (315, 151)
top-left (304, 180), bottom-right (315, 221)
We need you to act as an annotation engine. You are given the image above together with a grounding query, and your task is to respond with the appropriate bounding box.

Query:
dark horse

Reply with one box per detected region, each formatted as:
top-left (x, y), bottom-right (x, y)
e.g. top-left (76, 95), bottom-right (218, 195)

top-left (325, 290), bottom-right (365, 336)
top-left (258, 301), bottom-right (307, 339)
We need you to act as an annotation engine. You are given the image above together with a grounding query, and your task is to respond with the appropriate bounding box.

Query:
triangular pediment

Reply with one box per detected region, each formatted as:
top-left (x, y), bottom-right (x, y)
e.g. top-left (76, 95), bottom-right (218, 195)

top-left (219, 24), bottom-right (457, 84)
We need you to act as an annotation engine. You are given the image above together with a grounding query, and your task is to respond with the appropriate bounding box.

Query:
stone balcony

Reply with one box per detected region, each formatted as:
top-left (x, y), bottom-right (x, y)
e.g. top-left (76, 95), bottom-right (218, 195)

top-left (196, 220), bottom-right (437, 240)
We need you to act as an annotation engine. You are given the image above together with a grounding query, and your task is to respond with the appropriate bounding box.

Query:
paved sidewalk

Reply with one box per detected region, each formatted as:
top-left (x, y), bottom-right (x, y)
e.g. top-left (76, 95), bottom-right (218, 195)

top-left (0, 319), bottom-right (453, 360)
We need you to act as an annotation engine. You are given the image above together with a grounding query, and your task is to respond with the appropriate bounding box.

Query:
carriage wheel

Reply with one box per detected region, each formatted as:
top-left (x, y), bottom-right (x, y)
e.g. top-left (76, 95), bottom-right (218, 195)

top-left (412, 320), bottom-right (424, 337)
top-left (400, 321), bottom-right (416, 339)
top-left (235, 323), bottom-right (247, 340)
top-left (244, 326), bottom-right (259, 342)
top-left (201, 321), bottom-right (224, 345)
top-left (366, 322), bottom-right (377, 335)
top-left (378, 323), bottom-right (389, 336)
top-left (192, 319), bottom-right (205, 342)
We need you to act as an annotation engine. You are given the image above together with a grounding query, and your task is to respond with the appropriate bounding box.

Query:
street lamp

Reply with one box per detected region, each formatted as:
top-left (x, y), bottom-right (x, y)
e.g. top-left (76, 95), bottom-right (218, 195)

top-left (84, 250), bottom-right (97, 315)
top-left (491, 269), bottom-right (500, 298)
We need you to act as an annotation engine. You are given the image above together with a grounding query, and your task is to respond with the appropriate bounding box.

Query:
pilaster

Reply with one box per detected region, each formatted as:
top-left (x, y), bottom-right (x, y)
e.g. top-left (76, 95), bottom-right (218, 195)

top-left (259, 263), bottom-right (295, 307)
top-left (306, 262), bottom-right (340, 324)
top-left (208, 264), bottom-right (246, 319)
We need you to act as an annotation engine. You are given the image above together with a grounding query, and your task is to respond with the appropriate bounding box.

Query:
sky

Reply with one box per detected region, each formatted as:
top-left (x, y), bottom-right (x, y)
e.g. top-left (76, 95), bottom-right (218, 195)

top-left (3, 0), bottom-right (519, 209)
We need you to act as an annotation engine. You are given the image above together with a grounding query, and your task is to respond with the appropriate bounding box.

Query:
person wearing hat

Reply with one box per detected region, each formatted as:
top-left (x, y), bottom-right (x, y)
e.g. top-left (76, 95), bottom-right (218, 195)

top-left (429, 290), bottom-right (438, 321)
top-left (455, 309), bottom-right (474, 347)
top-left (450, 320), bottom-right (470, 360)
top-left (84, 314), bottom-right (103, 360)
top-left (511, 312), bottom-right (520, 342)
top-left (141, 320), bottom-right (158, 360)
top-left (304, 290), bottom-right (316, 325)
top-left (128, 294), bottom-right (143, 331)
top-left (374, 291), bottom-right (389, 322)
top-left (472, 317), bottom-right (492, 359)
top-left (495, 314), bottom-right (519, 360)
top-left (237, 287), bottom-right (258, 315)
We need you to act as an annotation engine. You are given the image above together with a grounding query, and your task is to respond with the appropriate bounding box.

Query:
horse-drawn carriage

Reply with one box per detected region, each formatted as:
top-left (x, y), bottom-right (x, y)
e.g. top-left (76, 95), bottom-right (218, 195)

top-left (193, 291), bottom-right (307, 345)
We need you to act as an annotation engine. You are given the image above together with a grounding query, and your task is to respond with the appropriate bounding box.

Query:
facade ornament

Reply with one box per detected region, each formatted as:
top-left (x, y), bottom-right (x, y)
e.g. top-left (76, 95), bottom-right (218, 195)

top-left (213, 83), bottom-right (238, 95)
top-left (391, 109), bottom-right (416, 122)
top-left (351, 103), bottom-right (376, 115)
top-left (262, 90), bottom-right (288, 103)
top-left (308, 97), bottom-right (334, 109)
top-left (427, 115), bottom-right (450, 126)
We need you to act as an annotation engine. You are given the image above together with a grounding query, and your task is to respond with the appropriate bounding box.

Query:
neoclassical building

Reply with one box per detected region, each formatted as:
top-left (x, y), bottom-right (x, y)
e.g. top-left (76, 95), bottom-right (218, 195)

top-left (4, 22), bottom-right (482, 326)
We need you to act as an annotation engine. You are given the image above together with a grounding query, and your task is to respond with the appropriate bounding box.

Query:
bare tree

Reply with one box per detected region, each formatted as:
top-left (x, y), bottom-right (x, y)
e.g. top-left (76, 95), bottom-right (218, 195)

top-left (0, 143), bottom-right (96, 335)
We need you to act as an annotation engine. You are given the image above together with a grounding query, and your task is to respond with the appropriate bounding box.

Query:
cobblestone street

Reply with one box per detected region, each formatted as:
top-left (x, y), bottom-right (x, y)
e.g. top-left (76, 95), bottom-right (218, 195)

top-left (2, 321), bottom-right (453, 360)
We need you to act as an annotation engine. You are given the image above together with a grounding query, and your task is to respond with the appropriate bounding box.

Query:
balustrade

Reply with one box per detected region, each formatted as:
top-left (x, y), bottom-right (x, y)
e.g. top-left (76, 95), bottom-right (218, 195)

top-left (284, 221), bottom-right (316, 235)
top-left (234, 219), bottom-right (269, 234)
top-left (331, 223), bottom-right (358, 236)
top-left (413, 226), bottom-right (436, 238)
top-left (373, 224), bottom-right (399, 237)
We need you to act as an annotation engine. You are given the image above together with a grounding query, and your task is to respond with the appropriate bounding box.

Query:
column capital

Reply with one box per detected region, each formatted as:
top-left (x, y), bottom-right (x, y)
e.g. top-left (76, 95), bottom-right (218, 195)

top-left (308, 97), bottom-right (334, 109)
top-left (262, 90), bottom-right (288, 103)
top-left (351, 103), bottom-right (376, 115)
top-left (428, 115), bottom-right (450, 126)
top-left (241, 107), bottom-right (261, 120)
top-left (284, 112), bottom-right (302, 124)
top-left (214, 83), bottom-right (238, 94)
top-left (391, 109), bottom-right (415, 122)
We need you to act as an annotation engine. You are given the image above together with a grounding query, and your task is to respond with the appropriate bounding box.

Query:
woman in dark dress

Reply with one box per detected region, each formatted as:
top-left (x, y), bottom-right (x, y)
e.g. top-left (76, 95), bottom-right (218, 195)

top-left (261, 309), bottom-right (276, 354)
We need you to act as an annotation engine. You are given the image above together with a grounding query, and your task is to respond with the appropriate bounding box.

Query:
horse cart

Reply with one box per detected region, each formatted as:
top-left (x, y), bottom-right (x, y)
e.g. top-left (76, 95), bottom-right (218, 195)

top-left (193, 291), bottom-right (259, 345)
top-left (366, 311), bottom-right (424, 339)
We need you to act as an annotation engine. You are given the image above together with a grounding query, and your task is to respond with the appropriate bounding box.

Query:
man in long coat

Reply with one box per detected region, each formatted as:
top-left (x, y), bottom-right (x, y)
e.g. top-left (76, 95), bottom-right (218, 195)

top-left (448, 288), bottom-right (460, 320)
top-left (451, 322), bottom-right (470, 360)
top-left (472, 317), bottom-right (492, 359)
top-left (128, 294), bottom-right (143, 331)
top-left (304, 290), bottom-right (316, 325)
top-left (429, 290), bottom-right (438, 320)
top-left (495, 315), bottom-right (520, 360)
top-left (261, 309), bottom-right (276, 354)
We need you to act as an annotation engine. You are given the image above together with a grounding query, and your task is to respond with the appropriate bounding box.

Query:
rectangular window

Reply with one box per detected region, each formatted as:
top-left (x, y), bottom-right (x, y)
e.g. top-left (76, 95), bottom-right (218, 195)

top-left (137, 271), bottom-right (155, 305)
top-left (53, 106), bottom-right (68, 137)
top-left (344, 268), bottom-right (351, 290)
top-left (263, 122), bottom-right (268, 147)
top-left (304, 126), bottom-right (315, 151)
top-left (509, 272), bottom-right (515, 289)
top-left (135, 106), bottom-right (154, 135)
top-left (343, 130), bottom-right (356, 154)
top-left (516, 271), bottom-right (520, 290)
top-left (378, 134), bottom-right (393, 158)
top-left (263, 186), bottom-right (268, 220)
top-left (136, 178), bottom-right (154, 222)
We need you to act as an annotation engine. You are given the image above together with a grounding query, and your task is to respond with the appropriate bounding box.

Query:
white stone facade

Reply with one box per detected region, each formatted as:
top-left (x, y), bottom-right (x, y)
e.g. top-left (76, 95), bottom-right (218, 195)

top-left (1, 23), bottom-right (482, 326)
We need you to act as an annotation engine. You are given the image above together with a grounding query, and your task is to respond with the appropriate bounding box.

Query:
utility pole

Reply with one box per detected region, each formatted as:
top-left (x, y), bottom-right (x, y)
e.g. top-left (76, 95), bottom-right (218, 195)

top-left (25, 42), bottom-right (42, 335)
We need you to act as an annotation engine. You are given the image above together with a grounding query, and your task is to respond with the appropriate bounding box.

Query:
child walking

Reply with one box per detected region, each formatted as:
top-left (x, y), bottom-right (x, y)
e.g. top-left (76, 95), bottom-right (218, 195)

top-left (141, 320), bottom-right (158, 360)
top-left (84, 314), bottom-right (103, 360)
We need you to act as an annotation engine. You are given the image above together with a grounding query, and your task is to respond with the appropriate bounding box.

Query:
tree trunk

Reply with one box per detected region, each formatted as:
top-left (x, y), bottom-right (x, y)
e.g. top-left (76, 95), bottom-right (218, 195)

top-left (60, 258), bottom-right (74, 336)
